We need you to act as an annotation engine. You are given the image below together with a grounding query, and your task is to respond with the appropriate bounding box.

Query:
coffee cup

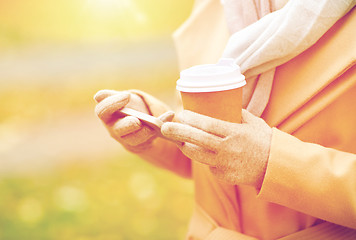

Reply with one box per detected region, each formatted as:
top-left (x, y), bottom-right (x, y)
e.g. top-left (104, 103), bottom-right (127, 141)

top-left (176, 58), bottom-right (246, 123)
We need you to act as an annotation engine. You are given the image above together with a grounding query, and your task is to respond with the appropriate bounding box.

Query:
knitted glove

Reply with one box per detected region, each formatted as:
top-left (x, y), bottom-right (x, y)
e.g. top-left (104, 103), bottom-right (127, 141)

top-left (161, 109), bottom-right (272, 189)
top-left (94, 89), bottom-right (174, 153)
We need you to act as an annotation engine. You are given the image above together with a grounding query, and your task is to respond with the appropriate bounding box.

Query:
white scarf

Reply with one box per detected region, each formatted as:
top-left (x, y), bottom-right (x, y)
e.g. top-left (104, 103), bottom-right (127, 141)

top-left (221, 0), bottom-right (356, 116)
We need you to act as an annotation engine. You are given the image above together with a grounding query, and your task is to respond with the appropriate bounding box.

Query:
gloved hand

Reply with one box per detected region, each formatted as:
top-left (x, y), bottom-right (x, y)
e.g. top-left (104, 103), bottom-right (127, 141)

top-left (161, 109), bottom-right (272, 189)
top-left (94, 89), bottom-right (174, 153)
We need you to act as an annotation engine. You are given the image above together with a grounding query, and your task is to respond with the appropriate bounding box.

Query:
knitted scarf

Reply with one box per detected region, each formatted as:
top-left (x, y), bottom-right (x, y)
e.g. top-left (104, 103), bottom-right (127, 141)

top-left (221, 0), bottom-right (355, 116)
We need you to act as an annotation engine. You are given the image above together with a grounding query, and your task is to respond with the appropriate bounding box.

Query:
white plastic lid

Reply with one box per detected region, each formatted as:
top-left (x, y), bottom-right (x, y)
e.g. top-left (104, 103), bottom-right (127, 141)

top-left (176, 58), bottom-right (246, 93)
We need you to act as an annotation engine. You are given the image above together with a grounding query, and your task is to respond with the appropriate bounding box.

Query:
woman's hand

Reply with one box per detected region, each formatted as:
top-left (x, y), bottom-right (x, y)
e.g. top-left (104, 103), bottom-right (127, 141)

top-left (94, 89), bottom-right (173, 153)
top-left (161, 109), bottom-right (272, 189)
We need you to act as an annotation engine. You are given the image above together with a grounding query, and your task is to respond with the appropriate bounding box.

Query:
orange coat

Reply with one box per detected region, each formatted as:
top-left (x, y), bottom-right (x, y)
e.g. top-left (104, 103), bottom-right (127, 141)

top-left (173, 1), bottom-right (356, 239)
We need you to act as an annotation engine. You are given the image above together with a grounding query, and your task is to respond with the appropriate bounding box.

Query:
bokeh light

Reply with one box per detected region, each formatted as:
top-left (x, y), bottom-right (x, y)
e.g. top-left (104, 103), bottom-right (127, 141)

top-left (0, 0), bottom-right (194, 239)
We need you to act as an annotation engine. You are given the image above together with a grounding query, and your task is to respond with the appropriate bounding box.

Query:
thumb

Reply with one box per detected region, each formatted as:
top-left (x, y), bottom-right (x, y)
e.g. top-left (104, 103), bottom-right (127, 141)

top-left (241, 109), bottom-right (260, 124)
top-left (158, 111), bottom-right (175, 123)
top-left (94, 89), bottom-right (119, 103)
top-left (95, 92), bottom-right (131, 123)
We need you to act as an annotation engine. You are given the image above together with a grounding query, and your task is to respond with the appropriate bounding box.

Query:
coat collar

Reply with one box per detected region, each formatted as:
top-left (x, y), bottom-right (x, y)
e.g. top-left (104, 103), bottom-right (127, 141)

top-left (172, 0), bottom-right (229, 70)
top-left (262, 7), bottom-right (356, 133)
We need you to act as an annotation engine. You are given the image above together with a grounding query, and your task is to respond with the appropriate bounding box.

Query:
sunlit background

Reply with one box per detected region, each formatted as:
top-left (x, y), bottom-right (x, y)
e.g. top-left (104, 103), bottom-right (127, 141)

top-left (0, 0), bottom-right (194, 239)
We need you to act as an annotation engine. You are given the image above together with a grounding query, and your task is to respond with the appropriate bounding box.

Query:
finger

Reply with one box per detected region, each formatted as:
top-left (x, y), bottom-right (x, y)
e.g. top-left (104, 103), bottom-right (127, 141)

top-left (120, 126), bottom-right (155, 146)
top-left (178, 142), bottom-right (217, 166)
top-left (177, 110), bottom-right (235, 137)
top-left (112, 116), bottom-right (142, 137)
top-left (158, 111), bottom-right (175, 122)
top-left (94, 89), bottom-right (119, 103)
top-left (95, 92), bottom-right (130, 123)
top-left (125, 93), bottom-right (150, 114)
top-left (241, 109), bottom-right (259, 124)
top-left (161, 122), bottom-right (222, 152)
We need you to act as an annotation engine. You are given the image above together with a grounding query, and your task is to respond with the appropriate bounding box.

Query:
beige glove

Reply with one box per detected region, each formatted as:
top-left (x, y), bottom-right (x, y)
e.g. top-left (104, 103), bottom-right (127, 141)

top-left (94, 89), bottom-right (174, 153)
top-left (161, 109), bottom-right (272, 189)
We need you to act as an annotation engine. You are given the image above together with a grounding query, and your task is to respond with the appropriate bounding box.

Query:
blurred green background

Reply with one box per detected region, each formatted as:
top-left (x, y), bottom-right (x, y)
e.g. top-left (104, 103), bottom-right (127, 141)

top-left (0, 0), bottom-right (194, 239)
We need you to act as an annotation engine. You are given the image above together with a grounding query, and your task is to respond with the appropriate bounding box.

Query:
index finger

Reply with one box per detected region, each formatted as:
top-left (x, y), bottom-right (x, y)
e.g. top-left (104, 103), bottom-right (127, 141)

top-left (161, 122), bottom-right (222, 152)
top-left (178, 110), bottom-right (237, 137)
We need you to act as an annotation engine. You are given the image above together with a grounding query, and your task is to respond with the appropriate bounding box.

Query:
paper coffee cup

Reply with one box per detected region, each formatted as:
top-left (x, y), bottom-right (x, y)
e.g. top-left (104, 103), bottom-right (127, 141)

top-left (177, 58), bottom-right (246, 228)
top-left (177, 58), bottom-right (246, 123)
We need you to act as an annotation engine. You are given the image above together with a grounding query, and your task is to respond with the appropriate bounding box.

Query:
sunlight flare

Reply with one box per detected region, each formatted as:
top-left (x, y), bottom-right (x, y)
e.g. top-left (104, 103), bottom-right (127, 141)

top-left (85, 0), bottom-right (147, 24)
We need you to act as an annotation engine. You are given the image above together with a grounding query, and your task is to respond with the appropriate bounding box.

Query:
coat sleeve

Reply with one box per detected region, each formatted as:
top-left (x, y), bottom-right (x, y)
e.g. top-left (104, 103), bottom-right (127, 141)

top-left (257, 127), bottom-right (356, 229)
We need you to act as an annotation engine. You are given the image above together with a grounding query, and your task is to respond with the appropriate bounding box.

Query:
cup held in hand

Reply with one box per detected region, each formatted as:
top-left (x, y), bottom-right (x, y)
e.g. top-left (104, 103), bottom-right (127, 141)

top-left (177, 58), bottom-right (246, 123)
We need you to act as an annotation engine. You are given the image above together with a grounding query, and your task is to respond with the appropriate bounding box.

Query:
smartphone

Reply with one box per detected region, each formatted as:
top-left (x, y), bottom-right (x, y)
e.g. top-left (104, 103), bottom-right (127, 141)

top-left (119, 108), bottom-right (175, 140)
top-left (120, 107), bottom-right (163, 130)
